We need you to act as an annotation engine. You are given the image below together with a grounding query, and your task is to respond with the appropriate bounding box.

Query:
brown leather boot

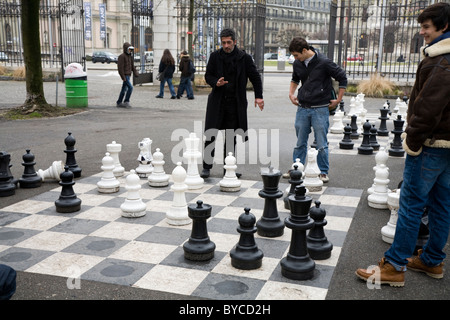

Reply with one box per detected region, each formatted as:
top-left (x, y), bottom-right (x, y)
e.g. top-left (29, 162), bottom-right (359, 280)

top-left (355, 258), bottom-right (405, 287)
top-left (407, 249), bottom-right (444, 279)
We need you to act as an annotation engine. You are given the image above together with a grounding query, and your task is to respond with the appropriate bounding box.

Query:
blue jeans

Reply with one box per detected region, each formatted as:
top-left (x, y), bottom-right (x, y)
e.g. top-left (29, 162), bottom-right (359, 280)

top-left (177, 76), bottom-right (193, 98)
top-left (159, 77), bottom-right (176, 97)
top-left (293, 106), bottom-right (329, 174)
top-left (117, 75), bottom-right (133, 104)
top-left (385, 146), bottom-right (450, 269)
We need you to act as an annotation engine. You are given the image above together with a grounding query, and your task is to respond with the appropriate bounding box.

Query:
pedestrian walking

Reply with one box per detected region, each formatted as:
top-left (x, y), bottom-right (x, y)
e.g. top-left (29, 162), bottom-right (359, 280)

top-left (156, 49), bottom-right (176, 99)
top-left (176, 50), bottom-right (195, 100)
top-left (116, 42), bottom-right (139, 108)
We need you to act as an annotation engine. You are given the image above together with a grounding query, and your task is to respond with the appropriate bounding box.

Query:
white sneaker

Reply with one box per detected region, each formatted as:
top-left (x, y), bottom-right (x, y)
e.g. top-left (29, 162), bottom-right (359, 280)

top-left (319, 174), bottom-right (329, 182)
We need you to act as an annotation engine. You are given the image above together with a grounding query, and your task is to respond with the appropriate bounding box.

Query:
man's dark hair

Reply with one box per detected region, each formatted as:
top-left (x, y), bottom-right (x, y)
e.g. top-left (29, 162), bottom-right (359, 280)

top-left (289, 37), bottom-right (310, 53)
top-left (220, 28), bottom-right (236, 41)
top-left (418, 2), bottom-right (450, 33)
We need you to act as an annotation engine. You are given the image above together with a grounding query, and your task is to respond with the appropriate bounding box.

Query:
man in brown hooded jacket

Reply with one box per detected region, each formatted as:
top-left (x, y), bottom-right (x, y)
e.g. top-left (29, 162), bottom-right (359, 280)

top-left (116, 42), bottom-right (138, 108)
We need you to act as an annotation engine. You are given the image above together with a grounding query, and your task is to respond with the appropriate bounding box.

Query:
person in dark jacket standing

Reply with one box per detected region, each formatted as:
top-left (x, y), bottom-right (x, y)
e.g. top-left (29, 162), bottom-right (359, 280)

top-left (356, 2), bottom-right (450, 288)
top-left (200, 28), bottom-right (264, 178)
top-left (156, 49), bottom-right (176, 99)
top-left (176, 50), bottom-right (194, 100)
top-left (288, 37), bottom-right (347, 183)
top-left (117, 42), bottom-right (138, 108)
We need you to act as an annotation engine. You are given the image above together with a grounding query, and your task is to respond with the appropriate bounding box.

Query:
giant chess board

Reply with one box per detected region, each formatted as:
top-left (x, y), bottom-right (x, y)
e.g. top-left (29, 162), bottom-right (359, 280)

top-left (0, 172), bottom-right (362, 300)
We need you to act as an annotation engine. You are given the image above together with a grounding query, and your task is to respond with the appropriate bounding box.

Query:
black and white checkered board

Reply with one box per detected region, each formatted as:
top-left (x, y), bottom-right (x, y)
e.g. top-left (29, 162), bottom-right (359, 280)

top-left (0, 170), bottom-right (362, 300)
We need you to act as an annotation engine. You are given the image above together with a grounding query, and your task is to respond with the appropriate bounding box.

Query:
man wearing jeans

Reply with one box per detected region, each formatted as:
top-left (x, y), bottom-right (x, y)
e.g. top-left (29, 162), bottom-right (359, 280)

top-left (288, 37), bottom-right (347, 182)
top-left (356, 2), bottom-right (450, 287)
top-left (117, 42), bottom-right (138, 108)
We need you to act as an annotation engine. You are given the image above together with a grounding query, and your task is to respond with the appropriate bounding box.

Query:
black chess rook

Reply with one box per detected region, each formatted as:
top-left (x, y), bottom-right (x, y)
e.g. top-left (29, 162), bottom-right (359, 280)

top-left (307, 201), bottom-right (333, 260)
top-left (230, 207), bottom-right (264, 270)
top-left (64, 132), bottom-right (82, 178)
top-left (19, 149), bottom-right (42, 188)
top-left (55, 165), bottom-right (81, 213)
top-left (183, 200), bottom-right (216, 261)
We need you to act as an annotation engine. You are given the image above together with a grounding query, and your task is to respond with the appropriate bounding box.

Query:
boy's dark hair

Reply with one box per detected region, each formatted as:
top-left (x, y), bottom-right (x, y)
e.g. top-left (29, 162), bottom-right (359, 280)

top-left (418, 2), bottom-right (450, 33)
top-left (220, 28), bottom-right (236, 41)
top-left (289, 37), bottom-right (310, 53)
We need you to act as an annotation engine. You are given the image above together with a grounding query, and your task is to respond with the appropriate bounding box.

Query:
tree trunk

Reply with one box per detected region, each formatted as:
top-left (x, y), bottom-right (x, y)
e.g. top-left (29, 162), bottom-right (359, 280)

top-left (21, 0), bottom-right (50, 113)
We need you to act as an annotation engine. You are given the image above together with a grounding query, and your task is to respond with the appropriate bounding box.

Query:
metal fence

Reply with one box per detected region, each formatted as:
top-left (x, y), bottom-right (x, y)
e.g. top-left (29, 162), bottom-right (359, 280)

top-left (329, 0), bottom-right (448, 82)
top-left (0, 0), bottom-right (85, 76)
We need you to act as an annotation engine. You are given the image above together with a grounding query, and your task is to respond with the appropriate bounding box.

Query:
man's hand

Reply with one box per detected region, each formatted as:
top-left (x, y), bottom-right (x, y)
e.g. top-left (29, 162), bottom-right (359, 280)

top-left (255, 98), bottom-right (264, 111)
top-left (216, 77), bottom-right (228, 87)
top-left (289, 94), bottom-right (298, 106)
top-left (329, 99), bottom-right (339, 110)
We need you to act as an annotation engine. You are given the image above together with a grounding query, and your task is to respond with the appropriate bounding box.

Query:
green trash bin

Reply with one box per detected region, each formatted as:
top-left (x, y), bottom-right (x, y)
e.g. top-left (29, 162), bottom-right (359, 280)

top-left (64, 63), bottom-right (88, 108)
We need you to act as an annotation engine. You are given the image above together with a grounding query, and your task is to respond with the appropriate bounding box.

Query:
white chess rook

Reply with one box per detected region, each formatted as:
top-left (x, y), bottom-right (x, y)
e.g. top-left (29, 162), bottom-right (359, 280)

top-left (37, 160), bottom-right (64, 182)
top-left (97, 152), bottom-right (120, 193)
top-left (220, 152), bottom-right (241, 192)
top-left (121, 170), bottom-right (147, 218)
top-left (166, 162), bottom-right (191, 225)
top-left (148, 148), bottom-right (170, 187)
top-left (107, 141), bottom-right (125, 177)
top-left (183, 132), bottom-right (204, 190)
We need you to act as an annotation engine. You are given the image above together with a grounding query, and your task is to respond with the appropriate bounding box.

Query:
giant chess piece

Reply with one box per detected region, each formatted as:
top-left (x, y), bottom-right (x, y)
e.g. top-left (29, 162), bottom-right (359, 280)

top-left (367, 158), bottom-right (390, 209)
top-left (55, 165), bottom-right (81, 213)
top-left (18, 149), bottom-right (42, 188)
top-left (106, 141), bottom-right (125, 177)
top-left (381, 188), bottom-right (400, 244)
top-left (358, 120), bottom-right (374, 155)
top-left (388, 115), bottom-right (405, 157)
top-left (378, 106), bottom-right (390, 136)
top-left (339, 123), bottom-right (354, 150)
top-left (350, 115), bottom-right (359, 140)
top-left (120, 169), bottom-right (147, 218)
top-left (280, 185), bottom-right (315, 280)
top-left (303, 148), bottom-right (323, 192)
top-left (136, 137), bottom-right (153, 178)
top-left (219, 152), bottom-right (241, 192)
top-left (183, 132), bottom-right (204, 190)
top-left (166, 162), bottom-right (190, 225)
top-left (369, 125), bottom-right (380, 151)
top-left (284, 164), bottom-right (303, 210)
top-left (148, 148), bottom-right (170, 187)
top-left (183, 200), bottom-right (215, 261)
top-left (330, 108), bottom-right (344, 134)
top-left (230, 207), bottom-right (264, 270)
top-left (37, 160), bottom-right (64, 182)
top-left (368, 147), bottom-right (389, 195)
top-left (64, 132), bottom-right (81, 178)
top-left (97, 152), bottom-right (120, 193)
top-left (307, 201), bottom-right (333, 260)
top-left (0, 151), bottom-right (16, 197)
top-left (256, 166), bottom-right (284, 237)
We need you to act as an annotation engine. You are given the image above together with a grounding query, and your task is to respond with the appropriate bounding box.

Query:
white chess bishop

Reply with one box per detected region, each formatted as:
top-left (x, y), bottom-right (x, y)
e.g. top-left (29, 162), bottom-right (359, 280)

top-left (219, 152), bottom-right (241, 192)
top-left (183, 132), bottom-right (204, 190)
top-left (148, 148), bottom-right (170, 187)
top-left (166, 162), bottom-right (191, 225)
top-left (121, 170), bottom-right (147, 218)
top-left (37, 160), bottom-right (64, 182)
top-left (106, 141), bottom-right (125, 177)
top-left (97, 152), bottom-right (120, 193)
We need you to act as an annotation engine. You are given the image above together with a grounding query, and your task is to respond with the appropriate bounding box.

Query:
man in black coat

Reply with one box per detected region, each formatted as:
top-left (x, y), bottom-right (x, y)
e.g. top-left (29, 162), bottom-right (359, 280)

top-left (201, 28), bottom-right (264, 178)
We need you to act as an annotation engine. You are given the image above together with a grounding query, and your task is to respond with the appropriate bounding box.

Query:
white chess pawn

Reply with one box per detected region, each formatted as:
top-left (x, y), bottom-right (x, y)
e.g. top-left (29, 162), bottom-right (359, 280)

top-left (136, 137), bottom-right (153, 178)
top-left (368, 147), bottom-right (389, 194)
top-left (106, 141), bottom-right (125, 177)
top-left (148, 148), bottom-right (169, 187)
top-left (166, 162), bottom-right (190, 225)
top-left (37, 160), bottom-right (64, 182)
top-left (97, 152), bottom-right (120, 193)
top-left (219, 152), bottom-right (241, 192)
top-left (330, 109), bottom-right (345, 134)
top-left (303, 148), bottom-right (323, 192)
top-left (183, 132), bottom-right (204, 190)
top-left (367, 162), bottom-right (390, 209)
top-left (381, 188), bottom-right (400, 244)
top-left (121, 170), bottom-right (146, 218)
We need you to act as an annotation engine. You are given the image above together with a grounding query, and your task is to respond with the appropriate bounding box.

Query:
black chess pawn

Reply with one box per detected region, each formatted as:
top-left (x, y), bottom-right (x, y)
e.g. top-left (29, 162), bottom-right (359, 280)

top-left (64, 132), bottom-right (82, 178)
top-left (388, 115), bottom-right (405, 157)
top-left (19, 149), bottom-right (42, 188)
top-left (183, 200), bottom-right (216, 261)
top-left (55, 165), bottom-right (81, 213)
top-left (339, 100), bottom-right (345, 115)
top-left (0, 151), bottom-right (16, 197)
top-left (280, 185), bottom-right (315, 280)
top-left (284, 164), bottom-right (303, 210)
top-left (369, 125), bottom-right (380, 151)
top-left (339, 123), bottom-right (354, 150)
top-left (230, 207), bottom-right (264, 270)
top-left (350, 115), bottom-right (359, 140)
top-left (307, 201), bottom-right (333, 260)
top-left (358, 120), bottom-right (374, 155)
top-left (378, 107), bottom-right (390, 136)
top-left (256, 166), bottom-right (285, 237)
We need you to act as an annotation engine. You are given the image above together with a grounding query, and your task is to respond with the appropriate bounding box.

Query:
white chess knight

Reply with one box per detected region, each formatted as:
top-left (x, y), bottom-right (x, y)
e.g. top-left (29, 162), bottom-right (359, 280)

top-left (148, 148), bottom-right (169, 187)
top-left (381, 188), bottom-right (400, 244)
top-left (136, 137), bottom-right (153, 178)
top-left (166, 162), bottom-right (191, 225)
top-left (97, 152), bottom-right (120, 193)
top-left (38, 160), bottom-right (64, 182)
top-left (106, 141), bottom-right (125, 177)
top-left (183, 132), bottom-right (204, 190)
top-left (219, 152), bottom-right (241, 192)
top-left (303, 148), bottom-right (323, 192)
top-left (120, 169), bottom-right (147, 218)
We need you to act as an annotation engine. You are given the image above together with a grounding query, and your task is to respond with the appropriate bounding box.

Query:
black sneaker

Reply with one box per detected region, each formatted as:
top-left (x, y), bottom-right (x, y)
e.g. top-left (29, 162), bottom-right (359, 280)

top-left (200, 169), bottom-right (210, 178)
top-left (170, 96), bottom-right (176, 99)
top-left (155, 95), bottom-right (163, 98)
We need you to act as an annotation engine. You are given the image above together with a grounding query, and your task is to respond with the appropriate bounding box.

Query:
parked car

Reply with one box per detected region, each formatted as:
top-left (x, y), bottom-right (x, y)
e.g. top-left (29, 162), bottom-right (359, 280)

top-left (0, 52), bottom-right (8, 61)
top-left (346, 54), bottom-right (364, 61)
top-left (92, 51), bottom-right (118, 64)
top-left (264, 53), bottom-right (278, 60)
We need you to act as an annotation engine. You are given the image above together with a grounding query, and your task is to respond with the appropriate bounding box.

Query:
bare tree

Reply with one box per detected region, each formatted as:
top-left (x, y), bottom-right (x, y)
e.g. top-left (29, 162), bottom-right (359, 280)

top-left (275, 28), bottom-right (309, 49)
